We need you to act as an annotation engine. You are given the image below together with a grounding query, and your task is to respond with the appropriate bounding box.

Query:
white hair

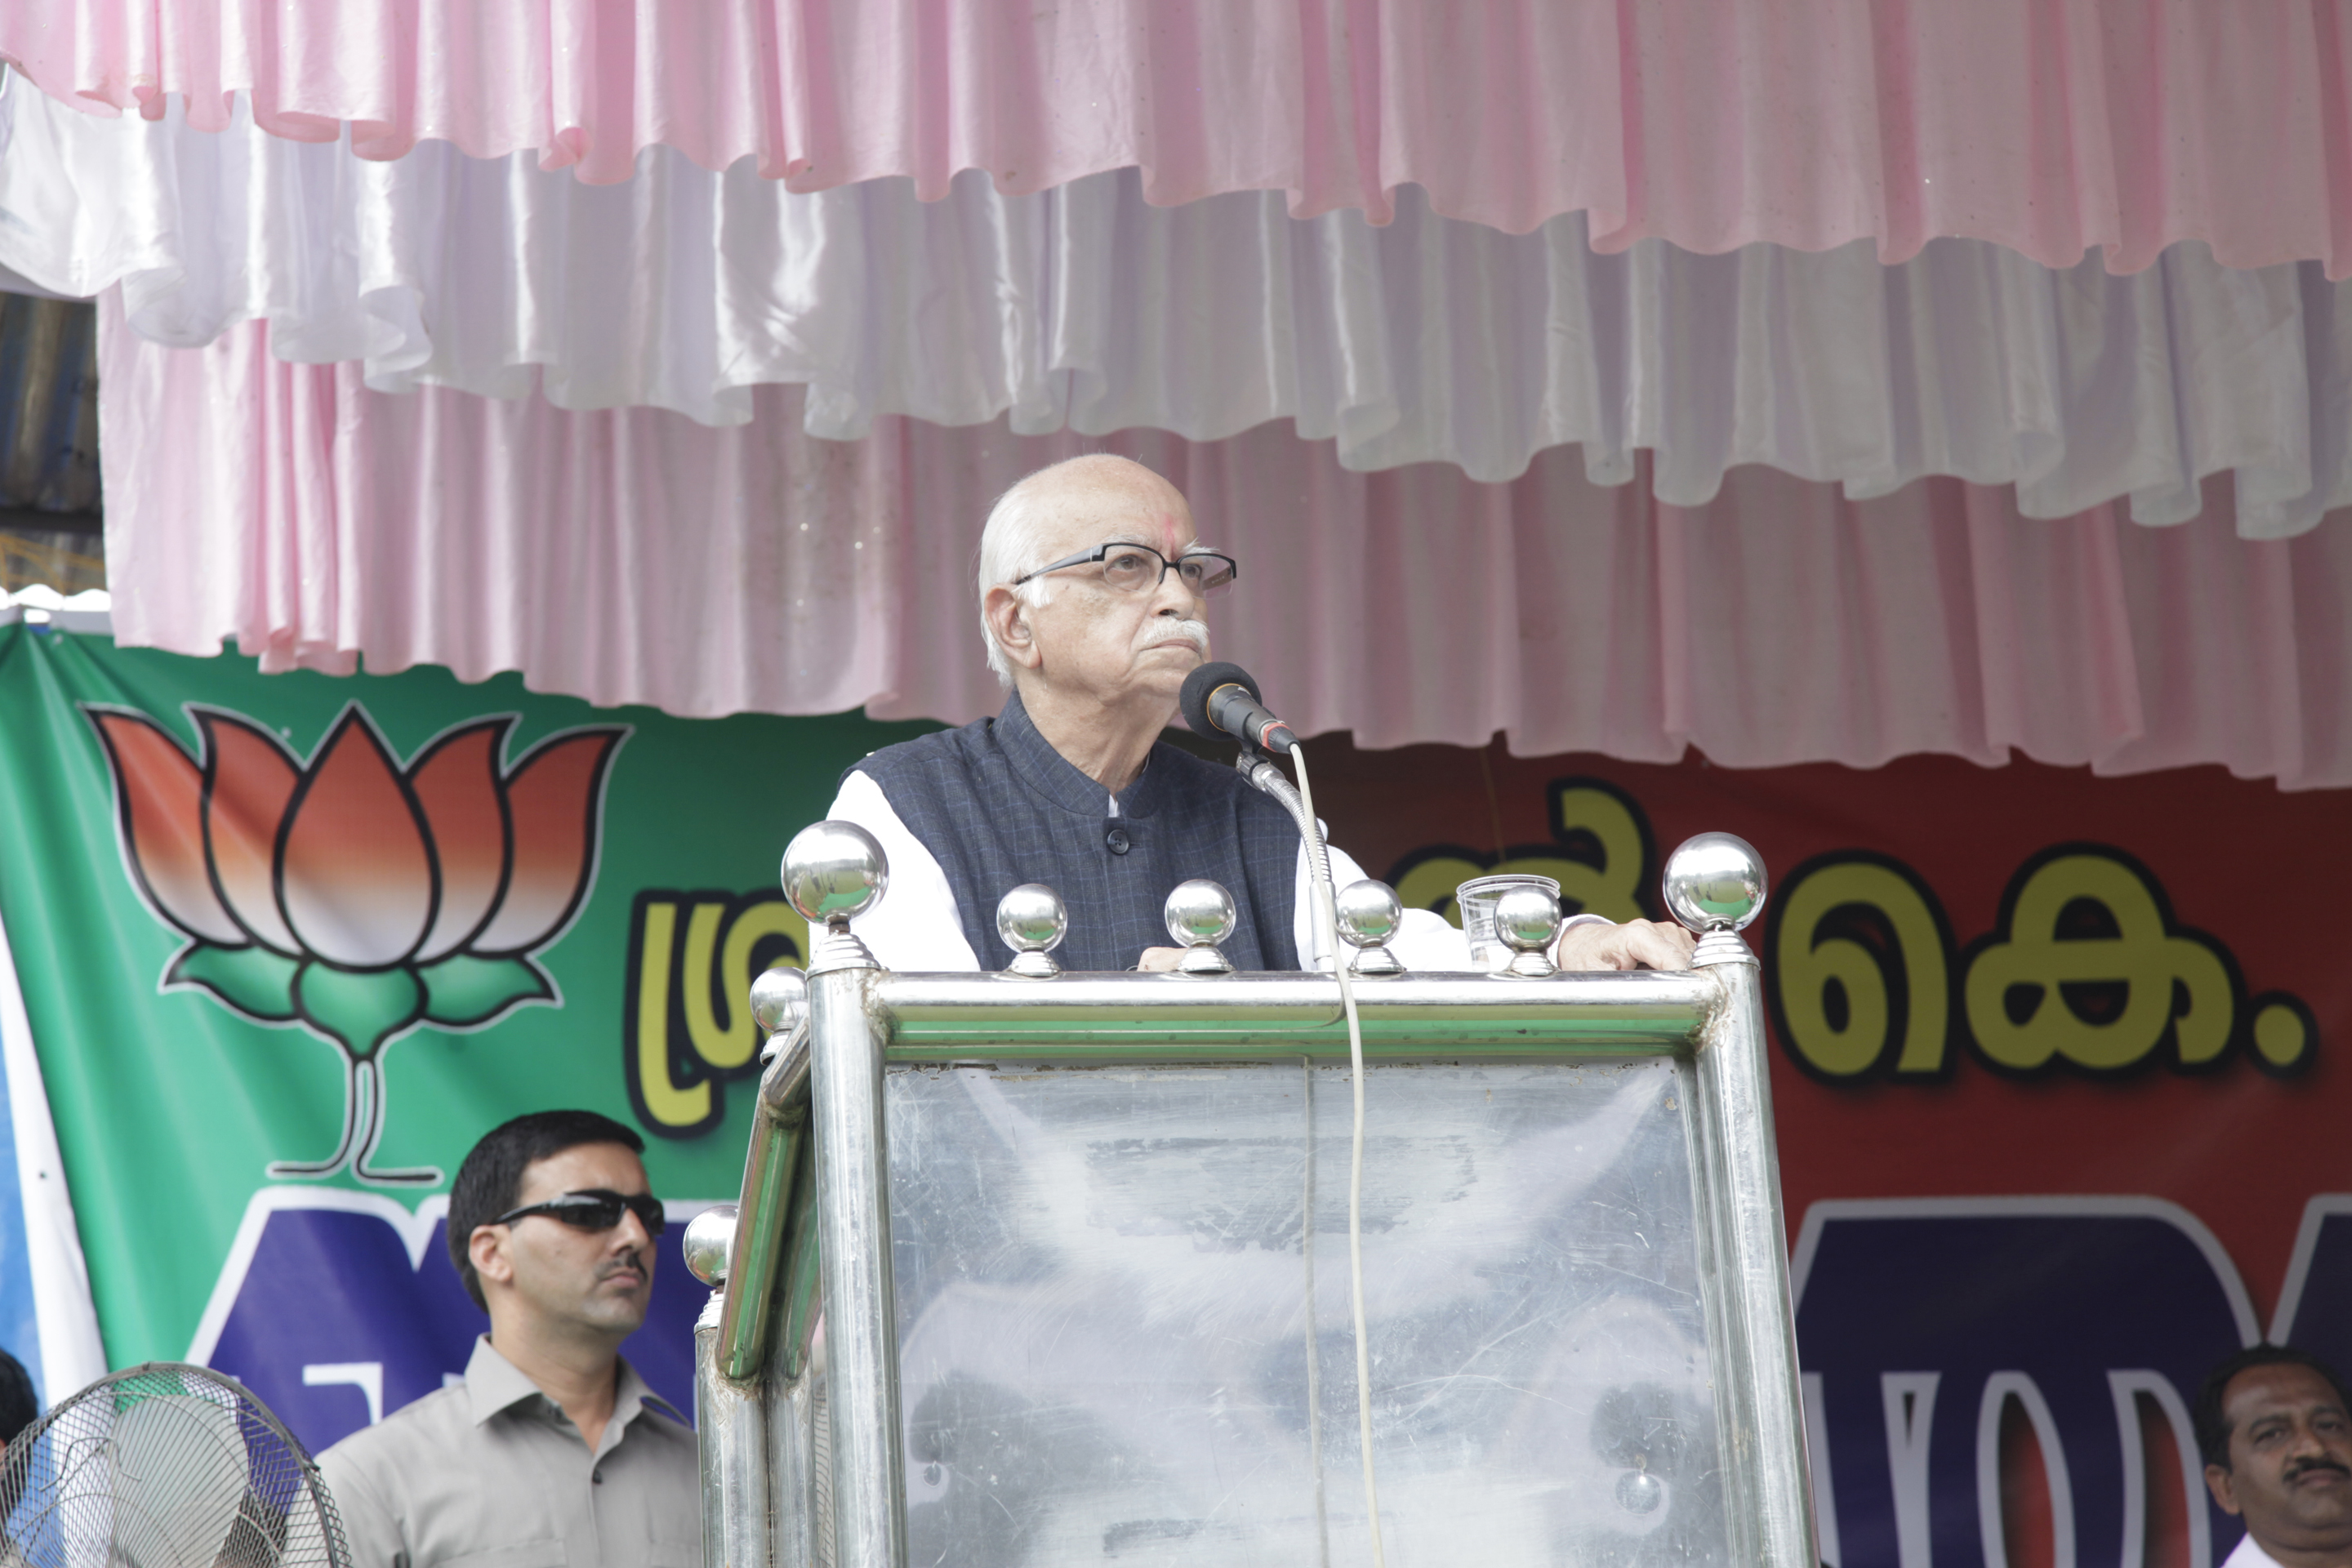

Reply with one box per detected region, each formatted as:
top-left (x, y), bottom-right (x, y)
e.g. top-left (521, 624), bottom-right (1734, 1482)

top-left (974, 455), bottom-right (1172, 687)
top-left (975, 475), bottom-right (1064, 686)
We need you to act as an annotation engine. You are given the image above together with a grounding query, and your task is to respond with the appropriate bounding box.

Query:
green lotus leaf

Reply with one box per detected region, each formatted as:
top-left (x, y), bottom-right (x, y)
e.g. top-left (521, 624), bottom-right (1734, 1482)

top-left (167, 944), bottom-right (300, 1022)
top-left (417, 954), bottom-right (554, 1027)
top-left (295, 962), bottom-right (424, 1059)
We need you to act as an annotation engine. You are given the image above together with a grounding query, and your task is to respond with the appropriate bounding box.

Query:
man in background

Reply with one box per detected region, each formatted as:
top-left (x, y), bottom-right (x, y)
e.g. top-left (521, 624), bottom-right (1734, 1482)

top-left (2198, 1344), bottom-right (2352, 1568)
top-left (320, 1111), bottom-right (697, 1568)
top-left (0, 1345), bottom-right (33, 1456)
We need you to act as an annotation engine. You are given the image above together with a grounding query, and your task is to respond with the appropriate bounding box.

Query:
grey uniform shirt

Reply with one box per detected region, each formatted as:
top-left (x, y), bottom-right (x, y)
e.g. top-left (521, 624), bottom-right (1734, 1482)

top-left (317, 1336), bottom-right (699, 1568)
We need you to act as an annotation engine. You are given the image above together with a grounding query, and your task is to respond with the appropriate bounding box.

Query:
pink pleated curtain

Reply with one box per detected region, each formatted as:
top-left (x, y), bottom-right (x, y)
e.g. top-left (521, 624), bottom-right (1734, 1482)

top-left (7, 1), bottom-right (2350, 786)
top-left (11, 0), bottom-right (2352, 270)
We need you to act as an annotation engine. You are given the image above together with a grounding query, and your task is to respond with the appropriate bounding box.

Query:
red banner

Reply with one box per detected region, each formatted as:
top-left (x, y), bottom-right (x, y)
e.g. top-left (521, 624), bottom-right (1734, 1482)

top-left (1312, 742), bottom-right (2342, 1288)
top-left (1308, 737), bottom-right (2348, 1568)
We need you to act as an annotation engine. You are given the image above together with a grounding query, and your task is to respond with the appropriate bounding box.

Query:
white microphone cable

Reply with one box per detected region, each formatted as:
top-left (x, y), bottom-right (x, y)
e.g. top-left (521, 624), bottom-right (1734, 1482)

top-left (1283, 741), bottom-right (1388, 1568)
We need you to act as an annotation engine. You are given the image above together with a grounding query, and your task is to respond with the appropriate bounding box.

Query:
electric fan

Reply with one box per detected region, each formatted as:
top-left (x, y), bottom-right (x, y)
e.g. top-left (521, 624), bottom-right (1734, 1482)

top-left (0, 1361), bottom-right (350, 1568)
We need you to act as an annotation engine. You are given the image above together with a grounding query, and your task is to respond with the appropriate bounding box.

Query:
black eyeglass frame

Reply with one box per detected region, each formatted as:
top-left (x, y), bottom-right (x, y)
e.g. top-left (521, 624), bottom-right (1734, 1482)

top-left (1009, 541), bottom-right (1239, 595)
top-left (492, 1187), bottom-right (669, 1237)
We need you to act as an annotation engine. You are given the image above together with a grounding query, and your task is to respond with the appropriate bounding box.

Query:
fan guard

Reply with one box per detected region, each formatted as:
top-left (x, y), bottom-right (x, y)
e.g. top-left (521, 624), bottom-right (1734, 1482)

top-left (0, 1360), bottom-right (350, 1568)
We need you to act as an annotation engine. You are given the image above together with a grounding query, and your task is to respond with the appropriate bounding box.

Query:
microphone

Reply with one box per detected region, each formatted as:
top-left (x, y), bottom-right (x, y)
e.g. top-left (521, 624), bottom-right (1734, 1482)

top-left (1181, 662), bottom-right (1297, 754)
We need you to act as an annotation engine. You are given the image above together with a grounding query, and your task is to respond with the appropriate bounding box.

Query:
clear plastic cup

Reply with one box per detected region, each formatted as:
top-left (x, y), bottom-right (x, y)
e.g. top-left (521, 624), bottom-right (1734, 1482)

top-left (1454, 873), bottom-right (1562, 972)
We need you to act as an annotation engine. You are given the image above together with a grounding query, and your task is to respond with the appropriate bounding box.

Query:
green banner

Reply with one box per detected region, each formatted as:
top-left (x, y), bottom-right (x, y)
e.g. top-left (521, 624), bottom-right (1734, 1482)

top-left (0, 623), bottom-right (930, 1437)
top-left (11, 609), bottom-right (2350, 1543)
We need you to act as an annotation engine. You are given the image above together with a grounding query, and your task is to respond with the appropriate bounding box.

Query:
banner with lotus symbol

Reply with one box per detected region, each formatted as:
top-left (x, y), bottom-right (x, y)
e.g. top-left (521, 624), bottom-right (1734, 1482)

top-left (87, 705), bottom-right (623, 1185)
top-left (0, 624), bottom-right (933, 1446)
top-left (5, 616), bottom-right (2348, 1565)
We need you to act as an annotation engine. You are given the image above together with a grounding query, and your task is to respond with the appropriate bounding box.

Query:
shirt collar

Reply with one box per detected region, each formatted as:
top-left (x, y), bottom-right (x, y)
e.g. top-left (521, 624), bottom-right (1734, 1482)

top-left (462, 1335), bottom-right (684, 1428)
top-left (994, 688), bottom-right (1175, 819)
top-left (2222, 1530), bottom-right (2285, 1568)
top-left (613, 1356), bottom-right (688, 1427)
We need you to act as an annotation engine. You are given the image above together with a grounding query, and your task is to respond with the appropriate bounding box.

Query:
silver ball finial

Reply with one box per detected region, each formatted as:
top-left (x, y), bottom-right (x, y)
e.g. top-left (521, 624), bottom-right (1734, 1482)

top-left (996, 884), bottom-right (1069, 978)
top-left (683, 1204), bottom-right (738, 1289)
top-left (1164, 880), bottom-right (1238, 974)
top-left (1494, 884), bottom-right (1564, 977)
top-left (750, 964), bottom-right (808, 1036)
top-left (1334, 880), bottom-right (1405, 976)
top-left (1662, 831), bottom-right (1768, 934)
top-left (782, 821), bottom-right (889, 972)
top-left (781, 821), bottom-right (889, 926)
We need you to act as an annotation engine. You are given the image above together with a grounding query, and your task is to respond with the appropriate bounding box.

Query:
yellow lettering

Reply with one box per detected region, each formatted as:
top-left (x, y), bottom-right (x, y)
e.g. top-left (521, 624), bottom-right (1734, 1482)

top-left (1964, 851), bottom-right (2235, 1072)
top-left (679, 903), bottom-right (744, 1068)
top-left (632, 901), bottom-right (710, 1129)
top-left (679, 899), bottom-right (806, 1073)
top-left (1769, 856), bottom-right (1952, 1079)
top-left (702, 901), bottom-right (805, 1070)
top-left (1548, 783), bottom-right (1649, 922)
top-left (2251, 996), bottom-right (2317, 1074)
top-left (1394, 855), bottom-right (1486, 926)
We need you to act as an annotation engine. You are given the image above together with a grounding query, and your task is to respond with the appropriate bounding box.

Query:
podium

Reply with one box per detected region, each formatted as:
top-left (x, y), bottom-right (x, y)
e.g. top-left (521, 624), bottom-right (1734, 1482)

top-left (688, 834), bottom-right (1813, 1568)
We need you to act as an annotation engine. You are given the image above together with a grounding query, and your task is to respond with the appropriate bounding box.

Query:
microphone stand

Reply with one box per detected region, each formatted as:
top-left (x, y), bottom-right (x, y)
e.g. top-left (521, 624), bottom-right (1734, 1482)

top-left (1233, 745), bottom-right (1336, 961)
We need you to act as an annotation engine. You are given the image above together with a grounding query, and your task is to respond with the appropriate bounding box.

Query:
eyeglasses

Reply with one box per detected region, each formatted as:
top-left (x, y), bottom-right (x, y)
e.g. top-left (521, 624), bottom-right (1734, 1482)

top-left (1011, 541), bottom-right (1239, 596)
top-left (492, 1188), bottom-right (668, 1236)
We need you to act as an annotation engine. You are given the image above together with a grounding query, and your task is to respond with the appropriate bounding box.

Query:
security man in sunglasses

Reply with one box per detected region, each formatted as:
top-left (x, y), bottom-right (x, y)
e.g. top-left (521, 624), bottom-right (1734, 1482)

top-left (319, 1110), bottom-right (699, 1568)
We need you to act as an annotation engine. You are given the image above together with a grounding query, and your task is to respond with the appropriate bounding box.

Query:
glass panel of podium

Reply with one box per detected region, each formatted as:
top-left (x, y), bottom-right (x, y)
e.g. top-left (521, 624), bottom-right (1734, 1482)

top-left (890, 1055), bottom-right (1713, 1566)
top-left (691, 953), bottom-right (1813, 1568)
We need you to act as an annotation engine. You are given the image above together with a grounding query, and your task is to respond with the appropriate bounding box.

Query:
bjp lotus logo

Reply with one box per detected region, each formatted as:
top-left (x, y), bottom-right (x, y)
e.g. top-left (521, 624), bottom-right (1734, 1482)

top-left (86, 703), bottom-right (626, 1185)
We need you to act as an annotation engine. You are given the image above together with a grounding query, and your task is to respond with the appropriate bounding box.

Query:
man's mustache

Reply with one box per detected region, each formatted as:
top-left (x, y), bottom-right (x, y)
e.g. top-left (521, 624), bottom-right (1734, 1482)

top-left (1143, 619), bottom-right (1209, 654)
top-left (2287, 1458), bottom-right (2352, 1483)
top-left (598, 1254), bottom-right (648, 1285)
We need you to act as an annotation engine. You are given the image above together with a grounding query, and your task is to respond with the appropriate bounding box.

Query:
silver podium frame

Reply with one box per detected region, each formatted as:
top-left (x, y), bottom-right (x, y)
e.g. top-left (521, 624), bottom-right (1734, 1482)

top-left (695, 942), bottom-right (1811, 1568)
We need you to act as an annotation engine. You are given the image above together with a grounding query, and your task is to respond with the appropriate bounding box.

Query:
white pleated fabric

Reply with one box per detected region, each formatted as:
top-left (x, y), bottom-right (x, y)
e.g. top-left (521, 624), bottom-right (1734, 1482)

top-left (9, 0), bottom-right (2352, 278)
top-left (97, 305), bottom-right (2352, 789)
top-left (8, 83), bottom-right (2350, 537)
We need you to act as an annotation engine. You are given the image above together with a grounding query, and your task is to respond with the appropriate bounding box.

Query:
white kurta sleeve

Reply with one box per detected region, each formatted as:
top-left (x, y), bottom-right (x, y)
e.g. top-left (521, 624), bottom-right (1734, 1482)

top-left (1296, 840), bottom-right (1472, 971)
top-left (825, 771), bottom-right (983, 973)
top-left (1297, 839), bottom-right (1612, 972)
top-left (826, 779), bottom-right (1612, 978)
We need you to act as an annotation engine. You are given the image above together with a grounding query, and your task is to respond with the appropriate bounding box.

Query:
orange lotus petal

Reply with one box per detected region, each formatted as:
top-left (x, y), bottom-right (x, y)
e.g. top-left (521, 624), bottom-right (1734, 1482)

top-left (88, 710), bottom-right (243, 946)
top-left (471, 728), bottom-right (624, 954)
top-left (195, 710), bottom-right (303, 955)
top-left (278, 708), bottom-right (436, 968)
top-left (411, 719), bottom-right (514, 962)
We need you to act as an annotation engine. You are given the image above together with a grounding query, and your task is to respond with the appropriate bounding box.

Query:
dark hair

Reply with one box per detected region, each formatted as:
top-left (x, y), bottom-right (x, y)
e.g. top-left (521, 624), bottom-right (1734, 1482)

top-left (0, 1346), bottom-right (34, 1448)
top-left (446, 1111), bottom-right (646, 1310)
top-left (2194, 1344), bottom-right (2352, 1469)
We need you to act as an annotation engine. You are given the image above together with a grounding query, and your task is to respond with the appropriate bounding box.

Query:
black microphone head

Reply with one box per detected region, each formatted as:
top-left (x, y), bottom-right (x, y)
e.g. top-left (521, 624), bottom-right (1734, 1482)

top-left (1181, 661), bottom-right (1260, 741)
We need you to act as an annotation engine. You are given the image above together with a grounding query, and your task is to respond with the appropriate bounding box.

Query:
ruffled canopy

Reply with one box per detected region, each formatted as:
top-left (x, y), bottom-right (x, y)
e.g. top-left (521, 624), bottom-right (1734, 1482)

top-left (5, 84), bottom-right (2346, 537)
top-left (100, 305), bottom-right (2352, 788)
top-left (2, 7), bottom-right (2345, 786)
top-left (3, 0), bottom-right (2350, 270)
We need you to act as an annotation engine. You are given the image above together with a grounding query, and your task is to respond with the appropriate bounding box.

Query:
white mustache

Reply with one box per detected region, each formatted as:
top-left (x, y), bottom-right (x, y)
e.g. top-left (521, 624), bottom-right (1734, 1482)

top-left (1143, 619), bottom-right (1209, 654)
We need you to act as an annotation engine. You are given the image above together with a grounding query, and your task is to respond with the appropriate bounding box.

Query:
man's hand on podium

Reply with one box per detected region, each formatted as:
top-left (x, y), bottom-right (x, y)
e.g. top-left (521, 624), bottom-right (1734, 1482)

top-left (1557, 919), bottom-right (1697, 972)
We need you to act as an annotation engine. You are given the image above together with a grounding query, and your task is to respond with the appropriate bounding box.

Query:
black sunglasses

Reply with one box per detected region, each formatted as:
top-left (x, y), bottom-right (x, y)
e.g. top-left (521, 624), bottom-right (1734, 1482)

top-left (492, 1188), bottom-right (667, 1237)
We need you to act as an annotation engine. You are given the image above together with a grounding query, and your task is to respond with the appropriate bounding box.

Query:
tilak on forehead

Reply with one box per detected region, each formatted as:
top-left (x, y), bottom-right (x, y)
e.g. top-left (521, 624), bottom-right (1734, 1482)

top-left (1029, 457), bottom-right (1194, 551)
top-left (1076, 499), bottom-right (1192, 557)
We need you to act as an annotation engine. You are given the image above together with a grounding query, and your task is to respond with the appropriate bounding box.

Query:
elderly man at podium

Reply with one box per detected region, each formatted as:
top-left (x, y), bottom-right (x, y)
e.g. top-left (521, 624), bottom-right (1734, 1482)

top-left (822, 454), bottom-right (1696, 975)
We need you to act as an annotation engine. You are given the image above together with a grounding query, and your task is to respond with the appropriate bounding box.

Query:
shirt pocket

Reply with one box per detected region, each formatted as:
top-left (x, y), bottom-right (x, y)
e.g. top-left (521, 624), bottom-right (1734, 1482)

top-left (437, 1543), bottom-right (570, 1568)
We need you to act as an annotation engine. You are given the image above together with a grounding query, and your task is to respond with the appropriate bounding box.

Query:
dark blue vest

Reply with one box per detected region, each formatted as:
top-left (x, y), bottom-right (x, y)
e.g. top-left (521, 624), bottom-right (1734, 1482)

top-left (852, 693), bottom-right (1302, 972)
